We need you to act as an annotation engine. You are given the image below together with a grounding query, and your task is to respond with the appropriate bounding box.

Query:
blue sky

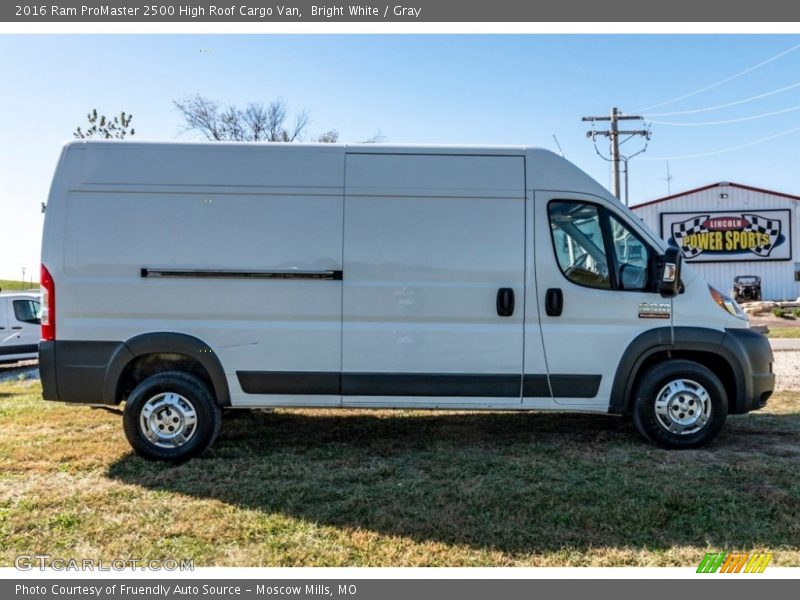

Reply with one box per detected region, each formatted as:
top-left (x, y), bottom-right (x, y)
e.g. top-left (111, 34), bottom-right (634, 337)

top-left (2, 34), bottom-right (800, 280)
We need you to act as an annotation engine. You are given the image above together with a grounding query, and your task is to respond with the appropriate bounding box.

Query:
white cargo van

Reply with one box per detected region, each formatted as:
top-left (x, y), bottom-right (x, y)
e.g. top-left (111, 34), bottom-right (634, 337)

top-left (39, 141), bottom-right (774, 461)
top-left (0, 292), bottom-right (41, 363)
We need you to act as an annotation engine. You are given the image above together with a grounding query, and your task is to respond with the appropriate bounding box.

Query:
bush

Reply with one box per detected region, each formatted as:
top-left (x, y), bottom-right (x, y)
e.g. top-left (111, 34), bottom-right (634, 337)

top-left (793, 308), bottom-right (800, 318)
top-left (772, 307), bottom-right (785, 318)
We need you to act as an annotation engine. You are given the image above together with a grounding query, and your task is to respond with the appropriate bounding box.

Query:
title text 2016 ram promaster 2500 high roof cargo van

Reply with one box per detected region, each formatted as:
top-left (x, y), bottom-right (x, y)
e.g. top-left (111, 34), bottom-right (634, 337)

top-left (39, 141), bottom-right (775, 461)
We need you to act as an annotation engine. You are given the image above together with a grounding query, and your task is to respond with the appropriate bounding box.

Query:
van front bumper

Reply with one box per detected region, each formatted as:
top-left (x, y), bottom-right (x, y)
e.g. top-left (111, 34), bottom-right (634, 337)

top-left (722, 328), bottom-right (775, 414)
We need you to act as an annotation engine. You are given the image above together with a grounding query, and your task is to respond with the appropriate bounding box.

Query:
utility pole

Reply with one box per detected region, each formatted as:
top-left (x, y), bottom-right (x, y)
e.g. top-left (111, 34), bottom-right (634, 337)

top-left (583, 107), bottom-right (650, 203)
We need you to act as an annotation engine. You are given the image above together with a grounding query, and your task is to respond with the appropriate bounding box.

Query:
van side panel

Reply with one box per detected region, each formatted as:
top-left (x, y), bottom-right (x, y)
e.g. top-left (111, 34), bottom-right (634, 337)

top-left (46, 144), bottom-right (346, 407)
top-left (57, 191), bottom-right (343, 406)
top-left (340, 153), bottom-right (527, 406)
top-left (80, 144), bottom-right (344, 189)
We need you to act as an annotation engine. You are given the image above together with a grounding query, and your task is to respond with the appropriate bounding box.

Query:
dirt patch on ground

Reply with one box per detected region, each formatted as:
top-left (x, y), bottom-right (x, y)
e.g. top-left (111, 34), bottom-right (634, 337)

top-left (749, 314), bottom-right (800, 329)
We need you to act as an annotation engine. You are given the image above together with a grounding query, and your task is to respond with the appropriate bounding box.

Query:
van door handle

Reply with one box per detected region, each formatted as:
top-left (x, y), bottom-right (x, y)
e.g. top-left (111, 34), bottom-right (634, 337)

top-left (545, 288), bottom-right (563, 317)
top-left (496, 288), bottom-right (514, 317)
top-left (11, 326), bottom-right (22, 330)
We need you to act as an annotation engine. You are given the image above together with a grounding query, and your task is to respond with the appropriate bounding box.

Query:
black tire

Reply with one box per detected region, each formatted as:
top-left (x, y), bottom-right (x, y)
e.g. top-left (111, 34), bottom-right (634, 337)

top-left (632, 359), bottom-right (728, 449)
top-left (123, 371), bottom-right (222, 462)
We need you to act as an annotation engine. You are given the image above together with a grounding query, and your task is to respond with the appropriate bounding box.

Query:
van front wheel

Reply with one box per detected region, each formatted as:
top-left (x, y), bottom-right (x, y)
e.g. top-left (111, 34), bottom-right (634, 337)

top-left (123, 371), bottom-right (222, 462)
top-left (632, 360), bottom-right (728, 449)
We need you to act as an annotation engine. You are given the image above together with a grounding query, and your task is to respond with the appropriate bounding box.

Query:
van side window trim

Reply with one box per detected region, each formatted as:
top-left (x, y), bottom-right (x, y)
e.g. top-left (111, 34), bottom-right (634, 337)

top-left (140, 268), bottom-right (343, 281)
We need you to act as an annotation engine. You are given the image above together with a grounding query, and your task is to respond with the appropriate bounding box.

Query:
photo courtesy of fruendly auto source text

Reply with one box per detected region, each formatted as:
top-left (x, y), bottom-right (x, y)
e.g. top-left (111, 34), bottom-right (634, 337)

top-left (1, 1), bottom-right (799, 597)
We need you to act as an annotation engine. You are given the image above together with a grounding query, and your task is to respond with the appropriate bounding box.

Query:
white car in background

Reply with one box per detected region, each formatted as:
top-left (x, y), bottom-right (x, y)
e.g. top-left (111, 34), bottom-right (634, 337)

top-left (0, 292), bottom-right (41, 363)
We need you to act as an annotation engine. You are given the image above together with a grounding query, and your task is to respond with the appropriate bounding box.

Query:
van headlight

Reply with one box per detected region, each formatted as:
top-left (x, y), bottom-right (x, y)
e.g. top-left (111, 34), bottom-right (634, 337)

top-left (709, 285), bottom-right (747, 320)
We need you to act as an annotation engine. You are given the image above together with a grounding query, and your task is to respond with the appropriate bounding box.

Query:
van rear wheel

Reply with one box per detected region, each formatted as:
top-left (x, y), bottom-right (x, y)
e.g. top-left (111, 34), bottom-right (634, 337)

top-left (632, 360), bottom-right (727, 449)
top-left (123, 371), bottom-right (222, 462)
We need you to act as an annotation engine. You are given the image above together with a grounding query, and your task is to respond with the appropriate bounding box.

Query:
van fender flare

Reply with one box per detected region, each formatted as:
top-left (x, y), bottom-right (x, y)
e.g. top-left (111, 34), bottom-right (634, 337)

top-left (608, 326), bottom-right (744, 415)
top-left (102, 332), bottom-right (231, 407)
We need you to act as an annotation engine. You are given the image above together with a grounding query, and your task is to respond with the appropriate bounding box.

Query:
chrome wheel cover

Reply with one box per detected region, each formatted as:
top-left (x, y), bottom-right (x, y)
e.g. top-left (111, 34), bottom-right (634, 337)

top-left (654, 378), bottom-right (712, 436)
top-left (139, 392), bottom-right (198, 448)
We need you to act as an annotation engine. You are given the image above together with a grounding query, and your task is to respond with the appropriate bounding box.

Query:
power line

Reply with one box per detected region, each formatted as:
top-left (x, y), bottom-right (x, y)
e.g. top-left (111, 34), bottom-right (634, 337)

top-left (640, 122), bottom-right (800, 161)
top-left (644, 79), bottom-right (800, 117)
top-left (634, 43), bottom-right (800, 113)
top-left (648, 102), bottom-right (800, 126)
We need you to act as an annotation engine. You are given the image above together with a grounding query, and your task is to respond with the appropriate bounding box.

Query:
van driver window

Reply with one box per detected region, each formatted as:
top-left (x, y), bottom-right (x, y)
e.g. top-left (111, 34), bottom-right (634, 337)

top-left (548, 202), bottom-right (611, 289)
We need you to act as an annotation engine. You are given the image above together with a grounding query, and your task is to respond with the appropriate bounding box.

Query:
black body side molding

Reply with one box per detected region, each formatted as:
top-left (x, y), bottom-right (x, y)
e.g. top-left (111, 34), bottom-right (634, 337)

top-left (236, 372), bottom-right (603, 399)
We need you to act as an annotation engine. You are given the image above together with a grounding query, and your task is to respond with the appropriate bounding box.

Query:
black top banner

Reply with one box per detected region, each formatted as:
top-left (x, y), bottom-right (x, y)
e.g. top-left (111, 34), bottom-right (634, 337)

top-left (4, 0), bottom-right (800, 22)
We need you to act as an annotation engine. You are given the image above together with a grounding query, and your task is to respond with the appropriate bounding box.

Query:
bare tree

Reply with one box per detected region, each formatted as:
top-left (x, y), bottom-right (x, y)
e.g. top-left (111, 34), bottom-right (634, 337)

top-left (74, 109), bottom-right (134, 139)
top-left (174, 94), bottom-right (332, 143)
top-left (175, 95), bottom-right (221, 139)
top-left (318, 130), bottom-right (384, 144)
top-left (317, 130), bottom-right (340, 144)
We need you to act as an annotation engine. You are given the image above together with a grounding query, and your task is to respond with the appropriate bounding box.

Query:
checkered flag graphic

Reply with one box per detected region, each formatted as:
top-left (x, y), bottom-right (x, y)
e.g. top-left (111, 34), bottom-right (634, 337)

top-left (671, 215), bottom-right (709, 258)
top-left (743, 214), bottom-right (781, 257)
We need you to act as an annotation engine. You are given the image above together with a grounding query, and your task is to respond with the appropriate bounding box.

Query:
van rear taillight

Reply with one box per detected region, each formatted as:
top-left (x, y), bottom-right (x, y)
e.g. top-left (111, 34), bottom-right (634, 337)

top-left (40, 264), bottom-right (55, 341)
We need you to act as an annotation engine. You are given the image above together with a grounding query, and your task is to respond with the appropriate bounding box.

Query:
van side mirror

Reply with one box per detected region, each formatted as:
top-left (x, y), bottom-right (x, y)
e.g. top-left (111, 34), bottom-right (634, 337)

top-left (659, 246), bottom-right (682, 297)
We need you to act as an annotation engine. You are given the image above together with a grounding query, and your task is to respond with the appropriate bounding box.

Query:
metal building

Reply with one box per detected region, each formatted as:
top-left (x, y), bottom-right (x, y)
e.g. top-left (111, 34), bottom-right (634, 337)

top-left (632, 182), bottom-right (800, 301)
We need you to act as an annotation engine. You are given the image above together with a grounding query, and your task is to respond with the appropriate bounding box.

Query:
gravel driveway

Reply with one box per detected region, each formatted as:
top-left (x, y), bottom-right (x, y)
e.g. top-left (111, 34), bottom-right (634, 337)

top-left (773, 351), bottom-right (800, 391)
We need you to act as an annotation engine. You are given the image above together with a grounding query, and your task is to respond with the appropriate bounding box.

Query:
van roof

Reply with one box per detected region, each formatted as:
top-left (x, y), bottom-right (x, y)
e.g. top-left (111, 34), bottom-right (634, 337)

top-left (57, 140), bottom-right (612, 199)
top-left (65, 139), bottom-right (536, 154)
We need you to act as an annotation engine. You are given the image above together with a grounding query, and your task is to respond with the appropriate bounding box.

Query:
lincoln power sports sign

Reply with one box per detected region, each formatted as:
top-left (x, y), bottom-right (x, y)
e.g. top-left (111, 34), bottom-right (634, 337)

top-left (661, 209), bottom-right (792, 262)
